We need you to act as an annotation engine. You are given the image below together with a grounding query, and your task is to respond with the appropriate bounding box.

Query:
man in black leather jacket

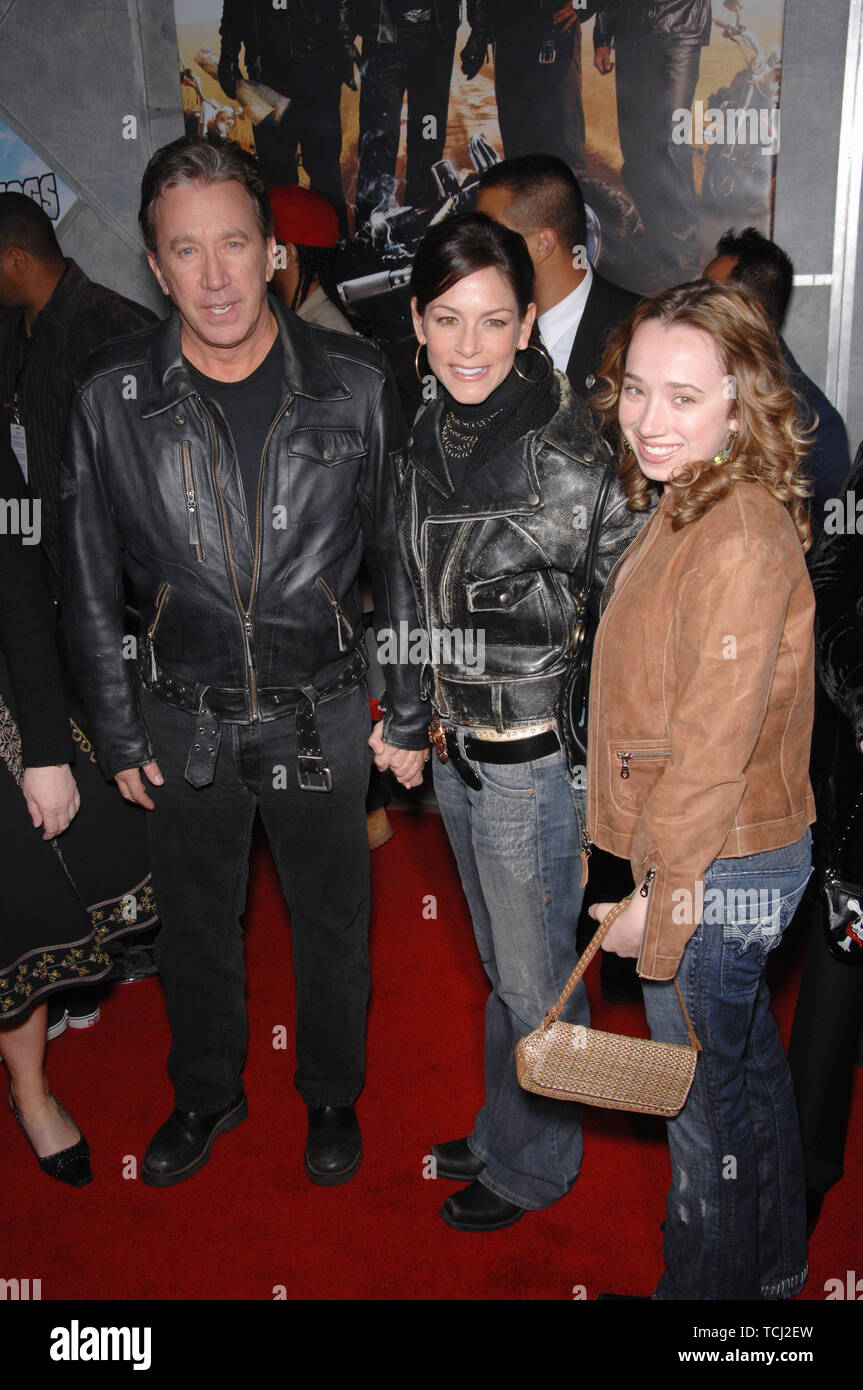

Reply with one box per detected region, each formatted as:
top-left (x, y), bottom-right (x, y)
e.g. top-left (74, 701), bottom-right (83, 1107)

top-left (594, 1), bottom-right (711, 283)
top-left (61, 137), bottom-right (427, 1189)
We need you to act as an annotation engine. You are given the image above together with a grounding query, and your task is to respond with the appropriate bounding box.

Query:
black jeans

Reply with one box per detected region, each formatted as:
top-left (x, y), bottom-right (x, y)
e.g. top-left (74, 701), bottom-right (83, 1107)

top-left (140, 681), bottom-right (372, 1113)
top-left (493, 21), bottom-right (585, 176)
top-left (253, 57), bottom-right (346, 232)
top-left (356, 24), bottom-right (457, 224)
top-left (615, 35), bottom-right (702, 275)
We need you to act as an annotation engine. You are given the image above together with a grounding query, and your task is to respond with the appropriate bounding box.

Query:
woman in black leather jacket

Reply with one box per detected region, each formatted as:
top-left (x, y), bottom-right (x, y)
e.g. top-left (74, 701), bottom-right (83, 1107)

top-left (392, 212), bottom-right (645, 1231)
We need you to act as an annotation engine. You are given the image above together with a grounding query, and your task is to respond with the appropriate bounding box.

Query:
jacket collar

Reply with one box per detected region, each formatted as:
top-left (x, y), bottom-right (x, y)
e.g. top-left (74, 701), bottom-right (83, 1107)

top-left (140, 295), bottom-right (351, 416)
top-left (408, 370), bottom-right (596, 498)
top-left (29, 259), bottom-right (90, 349)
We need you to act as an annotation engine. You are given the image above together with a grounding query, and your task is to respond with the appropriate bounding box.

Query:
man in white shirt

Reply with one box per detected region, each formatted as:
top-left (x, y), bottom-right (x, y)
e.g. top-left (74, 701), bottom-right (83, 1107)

top-left (476, 153), bottom-right (637, 399)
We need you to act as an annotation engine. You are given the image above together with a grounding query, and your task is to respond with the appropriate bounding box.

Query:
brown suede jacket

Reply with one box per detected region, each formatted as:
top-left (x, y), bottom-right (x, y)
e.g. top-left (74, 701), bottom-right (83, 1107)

top-left (587, 480), bottom-right (816, 980)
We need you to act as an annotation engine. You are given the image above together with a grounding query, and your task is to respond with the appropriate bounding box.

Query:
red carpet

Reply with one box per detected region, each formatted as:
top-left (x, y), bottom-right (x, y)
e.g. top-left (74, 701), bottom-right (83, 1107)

top-left (3, 807), bottom-right (861, 1302)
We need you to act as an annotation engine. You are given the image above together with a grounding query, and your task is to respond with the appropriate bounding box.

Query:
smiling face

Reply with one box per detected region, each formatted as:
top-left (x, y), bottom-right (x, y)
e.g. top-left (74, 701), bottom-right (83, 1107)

top-left (618, 319), bottom-right (737, 483)
top-left (411, 266), bottom-right (536, 404)
top-left (147, 177), bottom-right (276, 377)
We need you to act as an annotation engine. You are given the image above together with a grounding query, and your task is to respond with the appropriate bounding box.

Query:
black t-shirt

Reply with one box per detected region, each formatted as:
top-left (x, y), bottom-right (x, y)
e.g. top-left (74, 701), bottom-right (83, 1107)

top-left (186, 336), bottom-right (284, 525)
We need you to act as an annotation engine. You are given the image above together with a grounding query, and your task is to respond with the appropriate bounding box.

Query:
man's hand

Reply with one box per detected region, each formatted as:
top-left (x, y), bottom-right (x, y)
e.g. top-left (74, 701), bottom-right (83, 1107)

top-left (217, 50), bottom-right (240, 99)
top-left (368, 720), bottom-right (429, 789)
top-left (594, 45), bottom-right (614, 74)
top-left (588, 893), bottom-right (647, 958)
top-left (460, 30), bottom-right (489, 80)
top-left (22, 765), bottom-right (81, 839)
top-left (115, 760), bottom-right (164, 810)
top-left (554, 3), bottom-right (580, 32)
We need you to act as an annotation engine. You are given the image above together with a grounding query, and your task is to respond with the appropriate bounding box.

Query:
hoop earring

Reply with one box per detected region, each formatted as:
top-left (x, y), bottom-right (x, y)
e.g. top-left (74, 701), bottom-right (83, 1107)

top-left (414, 342), bottom-right (427, 384)
top-left (713, 430), bottom-right (735, 466)
top-left (513, 343), bottom-right (553, 383)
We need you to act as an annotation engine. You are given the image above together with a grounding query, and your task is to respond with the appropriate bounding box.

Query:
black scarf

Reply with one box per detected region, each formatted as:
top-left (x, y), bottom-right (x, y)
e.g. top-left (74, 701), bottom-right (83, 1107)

top-left (438, 350), bottom-right (557, 489)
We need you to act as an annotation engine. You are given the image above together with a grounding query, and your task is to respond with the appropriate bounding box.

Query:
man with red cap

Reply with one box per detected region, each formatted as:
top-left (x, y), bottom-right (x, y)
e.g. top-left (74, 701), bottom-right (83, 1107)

top-left (268, 186), bottom-right (354, 337)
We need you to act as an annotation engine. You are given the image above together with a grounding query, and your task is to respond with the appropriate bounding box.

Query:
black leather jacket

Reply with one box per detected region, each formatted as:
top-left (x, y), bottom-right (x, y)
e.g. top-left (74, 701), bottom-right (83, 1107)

top-left (351, 1), bottom-right (461, 42)
top-left (61, 302), bottom-right (426, 777)
top-left (220, 0), bottom-right (353, 68)
top-left (395, 372), bottom-right (651, 731)
top-left (594, 1), bottom-right (711, 48)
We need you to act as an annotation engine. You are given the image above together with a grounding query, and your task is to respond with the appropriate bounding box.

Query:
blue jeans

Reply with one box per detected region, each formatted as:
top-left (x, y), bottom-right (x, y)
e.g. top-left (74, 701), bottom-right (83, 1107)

top-left (642, 832), bottom-right (812, 1300)
top-left (433, 734), bottom-right (587, 1209)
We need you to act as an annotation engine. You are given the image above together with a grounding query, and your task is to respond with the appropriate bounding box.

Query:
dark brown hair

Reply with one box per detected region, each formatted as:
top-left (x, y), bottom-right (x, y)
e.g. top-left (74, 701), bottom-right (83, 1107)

top-left (139, 136), bottom-right (273, 255)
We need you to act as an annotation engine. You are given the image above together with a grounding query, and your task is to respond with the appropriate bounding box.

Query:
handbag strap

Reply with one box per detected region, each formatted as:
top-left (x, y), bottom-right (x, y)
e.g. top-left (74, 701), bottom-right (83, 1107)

top-left (542, 896), bottom-right (701, 1051)
top-left (577, 454), bottom-right (616, 602)
top-left (826, 785), bottom-right (863, 879)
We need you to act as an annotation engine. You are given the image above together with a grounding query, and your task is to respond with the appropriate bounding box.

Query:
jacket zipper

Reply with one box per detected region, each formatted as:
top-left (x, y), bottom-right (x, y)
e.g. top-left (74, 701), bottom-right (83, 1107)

top-left (639, 866), bottom-right (657, 897)
top-left (316, 575), bottom-right (354, 652)
top-left (437, 519), bottom-right (471, 627)
top-left (180, 442), bottom-right (204, 562)
top-left (198, 394), bottom-right (293, 720)
top-left (147, 582), bottom-right (171, 680)
top-left (618, 749), bottom-right (671, 779)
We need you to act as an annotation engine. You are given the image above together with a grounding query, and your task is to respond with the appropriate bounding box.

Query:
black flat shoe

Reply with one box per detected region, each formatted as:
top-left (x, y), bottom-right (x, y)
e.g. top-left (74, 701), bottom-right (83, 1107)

top-left (9, 1092), bottom-right (92, 1187)
top-left (440, 1179), bottom-right (526, 1231)
top-left (430, 1137), bottom-right (485, 1181)
top-left (141, 1092), bottom-right (247, 1187)
top-left (305, 1104), bottom-right (362, 1186)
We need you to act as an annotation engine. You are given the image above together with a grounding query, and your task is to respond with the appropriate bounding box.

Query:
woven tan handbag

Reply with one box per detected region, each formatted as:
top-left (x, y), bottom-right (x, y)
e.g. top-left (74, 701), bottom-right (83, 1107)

top-left (516, 899), bottom-right (701, 1117)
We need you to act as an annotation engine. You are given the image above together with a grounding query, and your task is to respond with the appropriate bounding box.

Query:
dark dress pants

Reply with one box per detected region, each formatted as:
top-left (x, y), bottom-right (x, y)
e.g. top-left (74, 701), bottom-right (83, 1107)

top-left (493, 21), bottom-right (586, 176)
top-left (253, 57), bottom-right (347, 232)
top-left (140, 682), bottom-right (371, 1114)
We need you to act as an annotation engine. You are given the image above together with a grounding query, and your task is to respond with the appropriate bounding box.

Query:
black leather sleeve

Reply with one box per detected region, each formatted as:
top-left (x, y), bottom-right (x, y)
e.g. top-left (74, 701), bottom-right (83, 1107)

top-left (810, 445), bottom-right (863, 746)
top-left (60, 389), bottom-right (154, 779)
top-left (356, 367), bottom-right (428, 750)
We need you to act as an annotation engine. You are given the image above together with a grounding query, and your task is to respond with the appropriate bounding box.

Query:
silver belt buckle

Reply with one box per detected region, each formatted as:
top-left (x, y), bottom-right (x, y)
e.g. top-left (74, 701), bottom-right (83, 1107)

top-left (404, 8), bottom-right (432, 21)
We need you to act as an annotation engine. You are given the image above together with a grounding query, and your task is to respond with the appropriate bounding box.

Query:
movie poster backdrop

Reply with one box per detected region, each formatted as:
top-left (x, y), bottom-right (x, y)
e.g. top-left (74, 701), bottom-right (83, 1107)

top-left (172, 1), bottom-right (785, 405)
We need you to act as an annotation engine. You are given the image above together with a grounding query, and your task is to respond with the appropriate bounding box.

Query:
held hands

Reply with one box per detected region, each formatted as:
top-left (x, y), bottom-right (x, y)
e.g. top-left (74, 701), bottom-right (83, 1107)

top-left (22, 765), bottom-right (81, 839)
top-left (368, 720), bottom-right (428, 790)
top-left (594, 45), bottom-right (614, 75)
top-left (115, 760), bottom-right (164, 811)
top-left (588, 893), bottom-right (648, 958)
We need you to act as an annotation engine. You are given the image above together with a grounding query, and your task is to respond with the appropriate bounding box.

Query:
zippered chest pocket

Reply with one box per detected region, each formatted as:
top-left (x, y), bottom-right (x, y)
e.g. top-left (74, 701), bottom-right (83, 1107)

top-left (286, 429), bottom-right (366, 522)
top-left (609, 740), bottom-right (671, 814)
top-left (179, 442), bottom-right (205, 562)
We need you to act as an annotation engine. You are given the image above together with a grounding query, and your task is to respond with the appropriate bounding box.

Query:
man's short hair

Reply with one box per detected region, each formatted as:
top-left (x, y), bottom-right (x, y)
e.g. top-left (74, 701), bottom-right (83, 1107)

top-left (478, 154), bottom-right (587, 258)
top-left (715, 226), bottom-right (793, 331)
top-left (0, 192), bottom-right (63, 262)
top-left (139, 135), bottom-right (274, 256)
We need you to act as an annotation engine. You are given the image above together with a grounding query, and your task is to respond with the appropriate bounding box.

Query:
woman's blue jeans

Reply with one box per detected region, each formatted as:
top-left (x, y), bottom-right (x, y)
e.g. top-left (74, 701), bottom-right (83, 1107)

top-left (642, 831), bottom-right (812, 1300)
top-left (433, 736), bottom-right (587, 1209)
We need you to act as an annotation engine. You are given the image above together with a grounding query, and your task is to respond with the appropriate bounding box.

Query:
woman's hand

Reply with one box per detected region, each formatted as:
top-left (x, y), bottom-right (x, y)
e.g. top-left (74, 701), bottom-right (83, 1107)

top-left (588, 893), bottom-right (648, 958)
top-left (22, 764), bottom-right (81, 839)
top-left (368, 720), bottom-right (429, 789)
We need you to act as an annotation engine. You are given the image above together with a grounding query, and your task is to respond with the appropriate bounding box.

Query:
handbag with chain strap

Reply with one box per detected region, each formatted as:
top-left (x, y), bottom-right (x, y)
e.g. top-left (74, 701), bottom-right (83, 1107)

top-left (516, 898), bottom-right (701, 1117)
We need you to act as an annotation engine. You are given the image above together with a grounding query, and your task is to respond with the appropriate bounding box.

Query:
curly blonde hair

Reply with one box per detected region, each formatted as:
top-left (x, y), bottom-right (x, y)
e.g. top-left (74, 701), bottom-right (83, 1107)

top-left (590, 281), bottom-right (813, 549)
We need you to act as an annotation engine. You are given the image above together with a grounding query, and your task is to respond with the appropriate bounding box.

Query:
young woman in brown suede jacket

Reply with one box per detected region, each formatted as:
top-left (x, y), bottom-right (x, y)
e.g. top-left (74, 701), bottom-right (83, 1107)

top-left (587, 281), bottom-right (816, 1301)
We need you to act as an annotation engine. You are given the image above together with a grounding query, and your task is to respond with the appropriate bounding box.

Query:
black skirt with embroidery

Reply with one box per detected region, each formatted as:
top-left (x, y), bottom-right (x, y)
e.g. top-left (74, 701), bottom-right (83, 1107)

top-left (0, 685), bottom-right (157, 1023)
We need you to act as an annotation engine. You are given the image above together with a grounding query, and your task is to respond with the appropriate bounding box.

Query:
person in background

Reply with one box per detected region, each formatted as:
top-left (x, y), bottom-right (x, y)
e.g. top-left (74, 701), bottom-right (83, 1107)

top-left (268, 184), bottom-right (354, 335)
top-left (0, 191), bottom-right (159, 1016)
top-left (703, 226), bottom-right (851, 542)
top-left (391, 212), bottom-right (647, 1231)
top-left (588, 281), bottom-right (815, 1300)
top-left (0, 436), bottom-right (106, 1189)
top-left (788, 439), bottom-right (863, 1235)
